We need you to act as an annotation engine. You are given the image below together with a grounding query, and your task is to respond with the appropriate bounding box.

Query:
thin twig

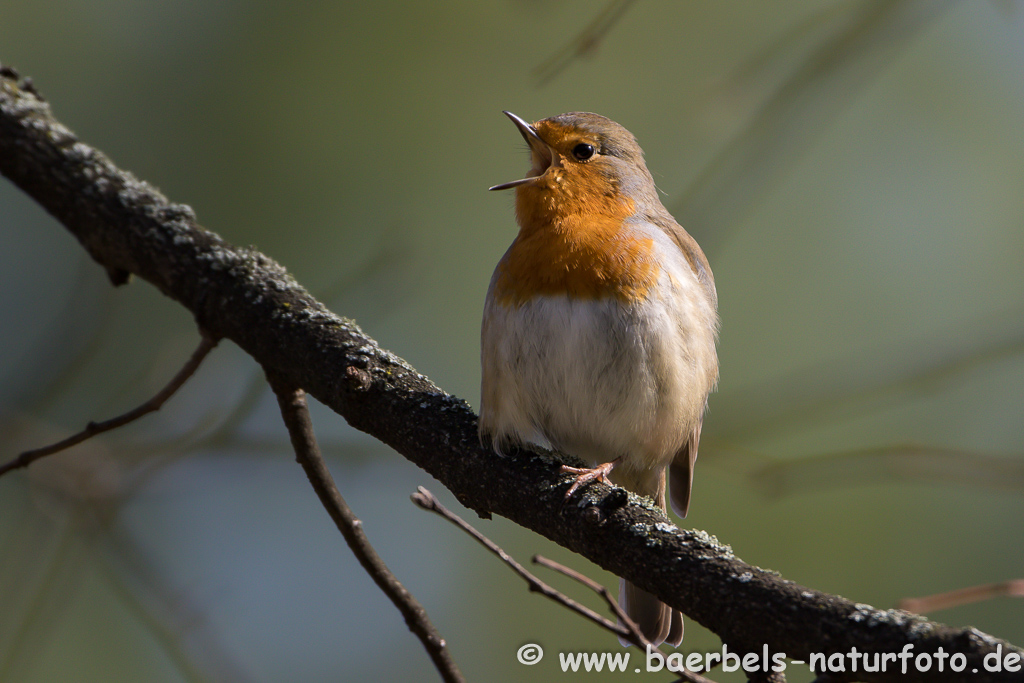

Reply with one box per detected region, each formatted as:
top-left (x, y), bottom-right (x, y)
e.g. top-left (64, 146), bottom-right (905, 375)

top-left (672, 0), bottom-right (955, 253)
top-left (532, 0), bottom-right (637, 85)
top-left (265, 376), bottom-right (463, 683)
top-left (532, 555), bottom-right (719, 683)
top-left (0, 333), bottom-right (218, 477)
top-left (900, 579), bottom-right (1024, 615)
top-left (412, 494), bottom-right (719, 683)
top-left (531, 554), bottom-right (644, 643)
top-left (411, 486), bottom-right (641, 645)
top-left (100, 526), bottom-right (252, 683)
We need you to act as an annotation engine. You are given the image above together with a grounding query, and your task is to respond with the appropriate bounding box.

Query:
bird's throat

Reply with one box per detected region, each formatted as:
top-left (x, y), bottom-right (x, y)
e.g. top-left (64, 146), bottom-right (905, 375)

top-left (492, 181), bottom-right (660, 306)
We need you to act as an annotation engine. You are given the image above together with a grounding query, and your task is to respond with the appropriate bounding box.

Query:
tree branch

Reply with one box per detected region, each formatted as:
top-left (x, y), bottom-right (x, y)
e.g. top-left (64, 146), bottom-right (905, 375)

top-left (413, 489), bottom-right (723, 682)
top-left (0, 333), bottom-right (217, 477)
top-left (267, 377), bottom-right (463, 683)
top-left (899, 580), bottom-right (1024, 615)
top-left (2, 65), bottom-right (1020, 682)
top-left (530, 554), bottom-right (644, 643)
top-left (412, 487), bottom-right (644, 645)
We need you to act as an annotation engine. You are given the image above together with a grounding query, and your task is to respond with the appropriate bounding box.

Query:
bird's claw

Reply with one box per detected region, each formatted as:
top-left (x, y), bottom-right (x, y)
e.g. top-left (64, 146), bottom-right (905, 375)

top-left (560, 459), bottom-right (619, 499)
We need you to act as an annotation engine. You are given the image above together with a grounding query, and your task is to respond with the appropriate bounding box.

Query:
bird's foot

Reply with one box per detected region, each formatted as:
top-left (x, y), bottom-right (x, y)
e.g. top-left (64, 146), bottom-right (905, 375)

top-left (560, 458), bottom-right (620, 499)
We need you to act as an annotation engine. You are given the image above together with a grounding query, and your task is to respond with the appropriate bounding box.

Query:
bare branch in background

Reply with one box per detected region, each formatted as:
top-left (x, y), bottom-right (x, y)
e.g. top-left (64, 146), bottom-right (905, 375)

top-left (751, 445), bottom-right (1024, 499)
top-left (199, 371), bottom-right (271, 447)
top-left (532, 0), bottom-right (637, 85)
top-left (0, 334), bottom-right (218, 478)
top-left (100, 528), bottom-right (253, 683)
top-left (0, 522), bottom-right (85, 682)
top-left (674, 0), bottom-right (955, 253)
top-left (3, 255), bottom-right (115, 416)
top-left (317, 222), bottom-right (420, 313)
top-left (714, 315), bottom-right (1024, 443)
top-left (900, 580), bottom-right (1024, 615)
top-left (266, 380), bottom-right (463, 683)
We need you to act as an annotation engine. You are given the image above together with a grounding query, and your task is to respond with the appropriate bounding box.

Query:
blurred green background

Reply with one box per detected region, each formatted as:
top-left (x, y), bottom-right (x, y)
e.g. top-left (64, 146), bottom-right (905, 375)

top-left (2, 1), bottom-right (1022, 681)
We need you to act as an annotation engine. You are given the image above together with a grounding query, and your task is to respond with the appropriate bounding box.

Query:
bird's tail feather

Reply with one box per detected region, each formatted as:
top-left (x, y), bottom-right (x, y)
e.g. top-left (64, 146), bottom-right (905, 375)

top-left (618, 579), bottom-right (684, 647)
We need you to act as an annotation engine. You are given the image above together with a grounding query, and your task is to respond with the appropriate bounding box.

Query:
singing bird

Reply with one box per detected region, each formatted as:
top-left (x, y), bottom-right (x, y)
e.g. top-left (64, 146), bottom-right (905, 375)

top-left (479, 111), bottom-right (719, 647)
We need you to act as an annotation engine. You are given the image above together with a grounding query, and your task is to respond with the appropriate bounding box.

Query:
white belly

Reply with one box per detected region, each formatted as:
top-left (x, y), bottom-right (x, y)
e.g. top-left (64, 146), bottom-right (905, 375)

top-left (479, 268), bottom-right (718, 482)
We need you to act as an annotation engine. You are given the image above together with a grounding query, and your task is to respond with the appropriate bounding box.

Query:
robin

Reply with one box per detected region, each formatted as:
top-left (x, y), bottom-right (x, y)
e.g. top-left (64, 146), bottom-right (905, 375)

top-left (479, 111), bottom-right (719, 647)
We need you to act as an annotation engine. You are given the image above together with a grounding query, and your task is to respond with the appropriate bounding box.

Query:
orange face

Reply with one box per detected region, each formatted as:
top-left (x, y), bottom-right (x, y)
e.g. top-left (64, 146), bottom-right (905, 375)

top-left (490, 113), bottom-right (661, 307)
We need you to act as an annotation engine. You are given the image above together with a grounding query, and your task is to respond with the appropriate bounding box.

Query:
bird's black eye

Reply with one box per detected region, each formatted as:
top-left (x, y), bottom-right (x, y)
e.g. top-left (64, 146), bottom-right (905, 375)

top-left (572, 143), bottom-right (595, 161)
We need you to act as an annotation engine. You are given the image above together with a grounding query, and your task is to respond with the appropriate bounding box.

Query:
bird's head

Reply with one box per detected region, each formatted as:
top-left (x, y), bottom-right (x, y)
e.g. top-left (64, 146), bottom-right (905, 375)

top-left (490, 111), bottom-right (659, 231)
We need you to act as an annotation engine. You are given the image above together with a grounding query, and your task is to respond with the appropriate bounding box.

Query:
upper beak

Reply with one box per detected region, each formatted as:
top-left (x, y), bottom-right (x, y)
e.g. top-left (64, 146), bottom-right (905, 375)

top-left (489, 111), bottom-right (554, 191)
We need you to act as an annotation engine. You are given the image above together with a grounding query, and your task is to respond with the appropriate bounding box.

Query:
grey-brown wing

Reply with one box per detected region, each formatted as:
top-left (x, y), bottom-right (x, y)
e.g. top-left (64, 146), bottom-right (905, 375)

top-left (669, 419), bottom-right (702, 518)
top-left (653, 213), bottom-right (718, 309)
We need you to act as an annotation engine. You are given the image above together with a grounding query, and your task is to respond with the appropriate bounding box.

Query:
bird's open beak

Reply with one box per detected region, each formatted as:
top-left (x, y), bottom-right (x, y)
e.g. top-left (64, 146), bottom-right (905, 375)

top-left (489, 111), bottom-right (554, 191)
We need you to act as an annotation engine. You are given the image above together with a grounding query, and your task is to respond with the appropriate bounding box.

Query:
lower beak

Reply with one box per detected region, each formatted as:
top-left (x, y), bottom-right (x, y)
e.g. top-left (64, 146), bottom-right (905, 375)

top-left (489, 111), bottom-right (554, 191)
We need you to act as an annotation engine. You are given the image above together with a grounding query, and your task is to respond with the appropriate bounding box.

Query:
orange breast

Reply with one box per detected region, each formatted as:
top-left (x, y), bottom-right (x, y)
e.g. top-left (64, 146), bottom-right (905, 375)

top-left (492, 174), bottom-right (660, 307)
